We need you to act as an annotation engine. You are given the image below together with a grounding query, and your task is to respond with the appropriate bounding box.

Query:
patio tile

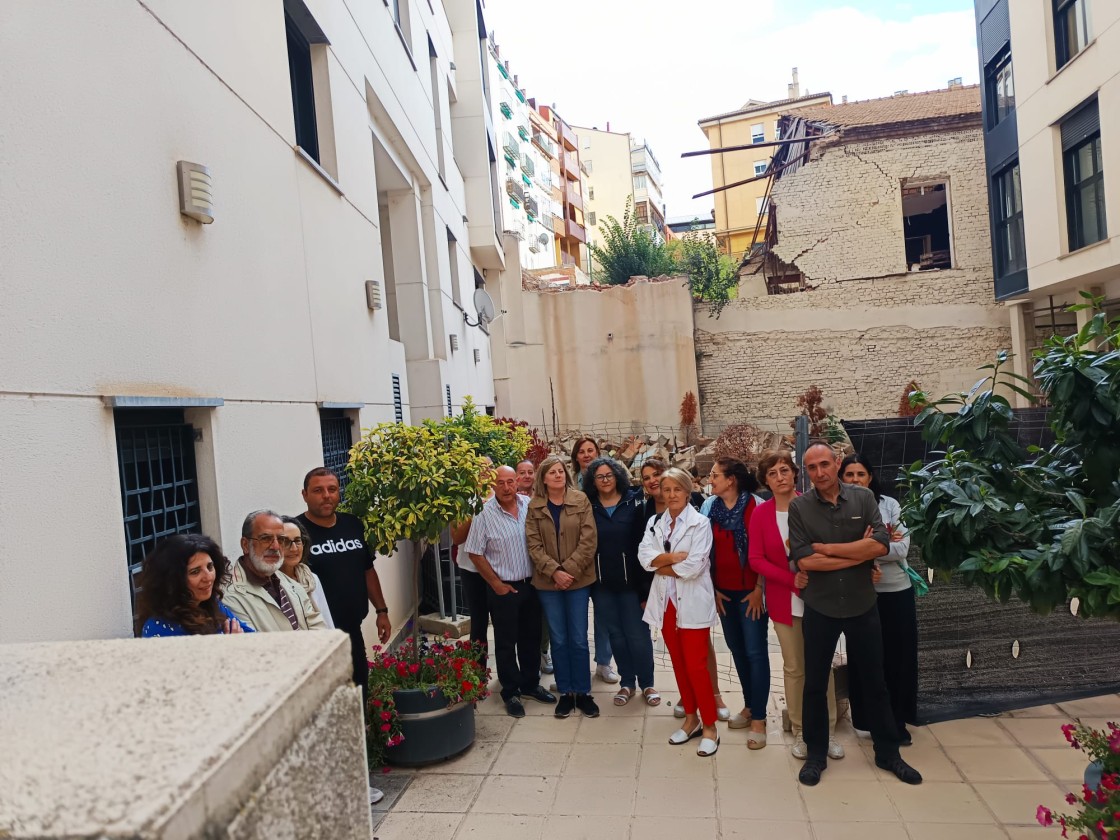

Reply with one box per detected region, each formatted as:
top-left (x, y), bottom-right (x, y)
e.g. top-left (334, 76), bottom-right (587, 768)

top-left (1004, 828), bottom-right (1052, 839)
top-left (565, 742), bottom-right (640, 777)
top-left (370, 769), bottom-right (415, 811)
top-left (491, 742), bottom-right (569, 776)
top-left (800, 779), bottom-right (900, 823)
top-left (375, 812), bottom-right (462, 840)
top-left (713, 740), bottom-right (798, 778)
top-left (472, 774), bottom-right (557, 815)
top-left (1030, 746), bottom-right (1090, 784)
top-left (630, 816), bottom-right (718, 840)
top-left (972, 782), bottom-right (1067, 825)
top-left (886, 781), bottom-right (992, 823)
top-left (473, 714), bottom-right (516, 742)
top-left (455, 813), bottom-right (544, 840)
top-left (539, 815), bottom-right (630, 840)
top-left (552, 775), bottom-right (636, 816)
top-left (428, 740), bottom-right (501, 775)
top-left (809, 824), bottom-right (906, 840)
top-left (506, 716), bottom-right (578, 743)
top-left (577, 716), bottom-right (643, 744)
top-left (907, 824), bottom-right (1009, 840)
top-left (392, 774), bottom-right (483, 813)
top-left (864, 745), bottom-right (962, 782)
top-left (819, 745), bottom-right (880, 780)
top-left (720, 819), bottom-right (811, 839)
top-left (635, 776), bottom-right (716, 818)
top-left (942, 746), bottom-right (1048, 782)
top-left (1007, 704), bottom-right (1063, 718)
top-left (1057, 694), bottom-right (1120, 719)
top-left (998, 718), bottom-right (1072, 748)
top-left (929, 718), bottom-right (1012, 747)
top-left (717, 776), bottom-right (806, 821)
top-left (638, 741), bottom-right (717, 779)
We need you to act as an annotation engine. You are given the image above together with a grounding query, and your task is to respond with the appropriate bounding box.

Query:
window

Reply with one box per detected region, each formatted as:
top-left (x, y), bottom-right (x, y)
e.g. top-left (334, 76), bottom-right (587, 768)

top-left (754, 160), bottom-right (768, 176)
top-left (633, 173), bottom-right (648, 190)
top-left (1063, 101), bottom-right (1106, 251)
top-left (588, 186), bottom-right (595, 200)
top-left (446, 228), bottom-right (461, 307)
top-left (635, 202), bottom-right (649, 224)
top-left (993, 164), bottom-right (1026, 276)
top-left (284, 0), bottom-right (335, 175)
top-left (774, 122), bottom-right (782, 141)
top-left (588, 211), bottom-right (597, 226)
top-left (285, 8), bottom-right (320, 162)
top-left (756, 196), bottom-right (769, 215)
top-left (1054, 0), bottom-right (1089, 70)
top-left (902, 182), bottom-right (952, 270)
top-left (319, 409), bottom-right (354, 493)
top-left (446, 385), bottom-right (453, 417)
top-left (391, 374), bottom-right (404, 422)
top-left (985, 49), bottom-right (1015, 128)
top-left (115, 410), bottom-right (201, 603)
top-left (751, 123), bottom-right (765, 144)
top-left (428, 38), bottom-right (446, 181)
top-left (389, 0), bottom-right (413, 57)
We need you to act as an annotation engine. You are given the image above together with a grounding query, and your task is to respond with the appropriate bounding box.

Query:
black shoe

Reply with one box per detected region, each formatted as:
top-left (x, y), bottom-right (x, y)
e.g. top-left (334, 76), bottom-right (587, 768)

top-left (555, 693), bottom-right (576, 719)
top-left (798, 758), bottom-right (827, 786)
top-left (899, 728), bottom-right (913, 747)
top-left (522, 685), bottom-right (557, 704)
top-left (505, 697), bottom-right (525, 718)
top-left (575, 693), bottom-right (600, 718)
top-left (875, 754), bottom-right (922, 785)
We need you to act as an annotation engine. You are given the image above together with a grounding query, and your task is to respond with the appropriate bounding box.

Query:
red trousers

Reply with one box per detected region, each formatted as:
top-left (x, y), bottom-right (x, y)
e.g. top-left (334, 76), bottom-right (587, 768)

top-left (662, 600), bottom-right (716, 725)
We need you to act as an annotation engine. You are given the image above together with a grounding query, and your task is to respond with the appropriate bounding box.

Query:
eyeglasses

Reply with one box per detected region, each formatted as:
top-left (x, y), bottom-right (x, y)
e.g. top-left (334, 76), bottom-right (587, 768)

top-left (249, 534), bottom-right (297, 549)
top-left (594, 474), bottom-right (614, 483)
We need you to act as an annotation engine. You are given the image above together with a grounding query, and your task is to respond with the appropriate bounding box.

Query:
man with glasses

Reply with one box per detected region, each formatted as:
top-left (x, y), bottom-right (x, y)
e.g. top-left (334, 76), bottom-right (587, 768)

top-left (224, 509), bottom-right (327, 633)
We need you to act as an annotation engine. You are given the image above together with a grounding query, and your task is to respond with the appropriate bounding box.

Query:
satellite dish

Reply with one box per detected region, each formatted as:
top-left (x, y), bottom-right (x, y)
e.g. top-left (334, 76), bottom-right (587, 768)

top-left (465, 288), bottom-right (499, 328)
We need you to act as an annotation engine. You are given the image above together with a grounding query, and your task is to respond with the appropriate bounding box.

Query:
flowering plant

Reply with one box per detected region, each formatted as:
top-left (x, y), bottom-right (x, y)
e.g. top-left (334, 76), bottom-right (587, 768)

top-left (1037, 721), bottom-right (1120, 839)
top-left (365, 635), bottom-right (490, 769)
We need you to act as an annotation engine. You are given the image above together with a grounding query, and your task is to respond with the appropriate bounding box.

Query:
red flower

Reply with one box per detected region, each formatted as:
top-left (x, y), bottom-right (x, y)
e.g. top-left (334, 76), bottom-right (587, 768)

top-left (371, 699), bottom-right (382, 708)
top-left (380, 711), bottom-right (392, 721)
top-left (461, 680), bottom-right (473, 693)
top-left (380, 723), bottom-right (391, 732)
top-left (409, 663), bottom-right (420, 674)
top-left (1067, 793), bottom-right (1079, 805)
top-left (1037, 805), bottom-right (1054, 827)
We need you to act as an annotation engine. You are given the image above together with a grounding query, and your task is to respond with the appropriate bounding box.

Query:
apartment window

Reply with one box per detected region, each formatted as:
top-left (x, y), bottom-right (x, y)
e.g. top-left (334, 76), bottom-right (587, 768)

top-left (633, 173), bottom-right (648, 190)
top-left (774, 122), bottom-right (782, 141)
top-left (756, 196), bottom-right (769, 216)
top-left (1063, 100), bottom-right (1106, 251)
top-left (1054, 0), bottom-right (1089, 70)
top-left (588, 186), bottom-right (595, 200)
top-left (985, 49), bottom-right (1015, 128)
top-left (635, 203), bottom-right (649, 224)
top-left (115, 410), bottom-right (202, 603)
top-left (428, 38), bottom-right (446, 181)
top-left (588, 211), bottom-right (597, 226)
top-left (446, 228), bottom-right (461, 307)
top-left (446, 385), bottom-right (453, 417)
top-left (319, 409), bottom-right (354, 493)
top-left (389, 0), bottom-right (413, 58)
top-left (902, 182), bottom-right (953, 270)
top-left (285, 5), bottom-right (322, 162)
top-left (993, 163), bottom-right (1026, 277)
top-left (753, 160), bottom-right (768, 176)
top-left (751, 123), bottom-right (765, 144)
top-left (392, 374), bottom-right (404, 422)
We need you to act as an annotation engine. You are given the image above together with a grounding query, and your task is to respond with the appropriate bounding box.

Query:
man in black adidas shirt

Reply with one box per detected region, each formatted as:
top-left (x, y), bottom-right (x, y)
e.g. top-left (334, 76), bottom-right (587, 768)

top-left (297, 467), bottom-right (391, 693)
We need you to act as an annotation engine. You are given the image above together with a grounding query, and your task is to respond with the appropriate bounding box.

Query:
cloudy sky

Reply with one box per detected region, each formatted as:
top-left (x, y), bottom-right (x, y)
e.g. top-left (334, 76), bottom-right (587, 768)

top-left (480, 0), bottom-right (979, 221)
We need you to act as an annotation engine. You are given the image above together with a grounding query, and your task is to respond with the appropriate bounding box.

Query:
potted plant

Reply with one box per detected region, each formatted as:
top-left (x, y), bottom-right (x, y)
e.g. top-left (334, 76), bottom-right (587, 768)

top-left (366, 636), bottom-right (490, 768)
top-left (1036, 720), bottom-right (1120, 838)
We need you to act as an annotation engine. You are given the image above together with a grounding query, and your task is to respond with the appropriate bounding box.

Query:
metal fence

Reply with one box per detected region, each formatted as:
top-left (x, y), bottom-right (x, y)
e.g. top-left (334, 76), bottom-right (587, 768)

top-left (318, 409), bottom-right (354, 493)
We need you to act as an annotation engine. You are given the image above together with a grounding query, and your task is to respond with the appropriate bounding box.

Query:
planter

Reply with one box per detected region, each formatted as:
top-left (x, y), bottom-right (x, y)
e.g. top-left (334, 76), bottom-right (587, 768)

top-left (1085, 760), bottom-right (1103, 793)
top-left (387, 687), bottom-right (475, 767)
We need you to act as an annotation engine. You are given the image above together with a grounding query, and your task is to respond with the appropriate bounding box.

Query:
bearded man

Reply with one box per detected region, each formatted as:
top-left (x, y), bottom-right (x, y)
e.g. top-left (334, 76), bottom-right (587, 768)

top-left (223, 509), bottom-right (326, 632)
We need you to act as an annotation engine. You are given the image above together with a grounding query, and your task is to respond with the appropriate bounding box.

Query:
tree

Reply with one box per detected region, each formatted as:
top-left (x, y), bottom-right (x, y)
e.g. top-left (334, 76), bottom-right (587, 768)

top-left (438, 397), bottom-right (531, 466)
top-left (679, 391), bottom-right (699, 446)
top-left (901, 297), bottom-right (1120, 619)
top-left (671, 230), bottom-right (738, 318)
top-left (897, 380), bottom-right (926, 417)
top-left (589, 197), bottom-right (676, 285)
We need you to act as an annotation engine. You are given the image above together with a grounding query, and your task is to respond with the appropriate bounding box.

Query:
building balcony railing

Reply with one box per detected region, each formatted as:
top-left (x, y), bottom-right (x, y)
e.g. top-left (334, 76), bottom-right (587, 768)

top-left (565, 219), bottom-right (587, 244)
top-left (551, 214), bottom-right (566, 235)
top-left (561, 152), bottom-right (579, 180)
top-left (531, 132), bottom-right (557, 158)
top-left (558, 121), bottom-right (578, 151)
top-left (563, 182), bottom-right (583, 211)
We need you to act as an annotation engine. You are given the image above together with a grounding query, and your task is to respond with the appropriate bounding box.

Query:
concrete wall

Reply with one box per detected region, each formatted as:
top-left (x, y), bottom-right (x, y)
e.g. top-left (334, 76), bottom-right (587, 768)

top-left (0, 632), bottom-right (370, 839)
top-left (492, 267), bottom-right (700, 431)
top-left (696, 125), bottom-right (1011, 426)
top-left (0, 0), bottom-right (496, 643)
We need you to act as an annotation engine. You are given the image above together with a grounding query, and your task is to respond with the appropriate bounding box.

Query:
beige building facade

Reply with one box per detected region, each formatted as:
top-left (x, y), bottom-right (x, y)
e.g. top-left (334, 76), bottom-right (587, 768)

top-left (0, 0), bottom-right (504, 643)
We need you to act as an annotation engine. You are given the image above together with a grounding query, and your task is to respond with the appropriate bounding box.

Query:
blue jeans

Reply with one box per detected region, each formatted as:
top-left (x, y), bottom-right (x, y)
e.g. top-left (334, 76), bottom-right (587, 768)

top-left (717, 588), bottom-right (771, 720)
top-left (537, 586), bottom-right (592, 694)
top-left (589, 584), bottom-right (613, 666)
top-left (592, 585), bottom-right (654, 690)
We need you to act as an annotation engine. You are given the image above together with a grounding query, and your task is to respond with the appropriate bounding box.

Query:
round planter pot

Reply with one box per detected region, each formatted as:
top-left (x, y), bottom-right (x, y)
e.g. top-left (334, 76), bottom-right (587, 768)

top-left (1085, 760), bottom-right (1103, 793)
top-left (386, 687), bottom-right (475, 767)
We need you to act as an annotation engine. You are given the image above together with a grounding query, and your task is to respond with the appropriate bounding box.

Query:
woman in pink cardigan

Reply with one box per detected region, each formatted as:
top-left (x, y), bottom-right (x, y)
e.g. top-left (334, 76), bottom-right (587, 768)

top-left (748, 450), bottom-right (843, 761)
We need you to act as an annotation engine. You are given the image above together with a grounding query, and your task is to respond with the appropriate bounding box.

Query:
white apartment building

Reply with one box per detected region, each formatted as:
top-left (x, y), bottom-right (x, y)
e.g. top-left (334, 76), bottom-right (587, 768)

top-left (485, 38), bottom-right (559, 270)
top-left (0, 0), bottom-right (506, 644)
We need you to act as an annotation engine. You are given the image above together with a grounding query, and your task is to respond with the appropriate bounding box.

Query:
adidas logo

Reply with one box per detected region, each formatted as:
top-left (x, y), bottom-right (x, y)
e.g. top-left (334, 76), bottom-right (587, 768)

top-left (310, 538), bottom-right (364, 555)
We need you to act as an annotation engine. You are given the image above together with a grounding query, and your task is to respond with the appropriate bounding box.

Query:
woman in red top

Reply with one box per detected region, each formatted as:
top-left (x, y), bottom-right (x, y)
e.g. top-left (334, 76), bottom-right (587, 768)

top-left (705, 457), bottom-right (769, 748)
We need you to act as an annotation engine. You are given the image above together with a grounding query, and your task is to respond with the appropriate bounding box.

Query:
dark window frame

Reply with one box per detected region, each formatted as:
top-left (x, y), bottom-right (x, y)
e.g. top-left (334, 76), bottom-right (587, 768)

top-left (993, 162), bottom-right (1027, 277)
top-left (319, 409), bottom-right (354, 493)
top-left (1054, 0), bottom-right (1089, 70)
top-left (985, 48), bottom-right (1015, 129)
top-left (285, 12), bottom-right (319, 163)
top-left (1064, 132), bottom-right (1107, 251)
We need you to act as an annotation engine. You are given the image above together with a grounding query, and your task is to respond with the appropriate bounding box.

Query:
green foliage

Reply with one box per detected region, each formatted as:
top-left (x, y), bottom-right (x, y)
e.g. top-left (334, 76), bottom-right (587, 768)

top-left (435, 396), bottom-right (531, 467)
top-left (589, 197), bottom-right (676, 286)
top-left (671, 230), bottom-right (739, 318)
top-left (342, 421), bottom-right (490, 557)
top-left (901, 298), bottom-right (1120, 619)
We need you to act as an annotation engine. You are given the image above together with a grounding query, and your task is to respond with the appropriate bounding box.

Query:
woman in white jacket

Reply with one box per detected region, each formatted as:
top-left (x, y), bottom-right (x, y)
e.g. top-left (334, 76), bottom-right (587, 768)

top-left (639, 467), bottom-right (721, 757)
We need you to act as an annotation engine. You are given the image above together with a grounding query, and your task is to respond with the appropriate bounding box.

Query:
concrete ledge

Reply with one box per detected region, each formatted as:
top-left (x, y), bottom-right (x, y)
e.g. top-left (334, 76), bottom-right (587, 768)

top-left (0, 630), bottom-right (370, 839)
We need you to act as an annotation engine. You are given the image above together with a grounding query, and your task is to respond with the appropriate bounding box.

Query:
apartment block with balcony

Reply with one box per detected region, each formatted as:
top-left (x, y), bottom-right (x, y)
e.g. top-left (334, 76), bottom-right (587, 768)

top-left (539, 106), bottom-right (589, 269)
top-left (0, 0), bottom-right (501, 643)
top-left (698, 68), bottom-right (832, 259)
top-left (630, 140), bottom-right (666, 236)
top-left (973, 0), bottom-right (1120, 398)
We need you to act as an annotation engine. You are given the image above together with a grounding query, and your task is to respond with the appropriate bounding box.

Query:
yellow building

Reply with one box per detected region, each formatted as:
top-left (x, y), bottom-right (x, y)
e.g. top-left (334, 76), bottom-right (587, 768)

top-left (698, 71), bottom-right (831, 259)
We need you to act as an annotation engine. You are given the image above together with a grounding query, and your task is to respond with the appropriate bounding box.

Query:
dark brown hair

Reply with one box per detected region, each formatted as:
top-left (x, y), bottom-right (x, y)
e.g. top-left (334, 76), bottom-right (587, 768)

top-left (757, 449), bottom-right (799, 489)
top-left (134, 534), bottom-right (231, 636)
top-left (302, 466), bottom-right (340, 490)
top-left (569, 436), bottom-right (600, 478)
top-left (712, 456), bottom-right (759, 495)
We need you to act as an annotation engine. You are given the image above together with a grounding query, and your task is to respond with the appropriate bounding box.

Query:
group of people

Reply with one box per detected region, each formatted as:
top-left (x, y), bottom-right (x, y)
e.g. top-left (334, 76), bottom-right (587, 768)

top-left (456, 437), bottom-right (924, 786)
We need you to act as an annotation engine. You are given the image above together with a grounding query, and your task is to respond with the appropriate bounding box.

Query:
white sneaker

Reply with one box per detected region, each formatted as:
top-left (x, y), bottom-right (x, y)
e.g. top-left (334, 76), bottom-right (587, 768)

top-left (791, 735), bottom-right (808, 760)
top-left (541, 651), bottom-right (554, 674)
top-left (595, 663), bottom-right (621, 684)
top-left (716, 705), bottom-right (731, 722)
top-left (828, 738), bottom-right (846, 759)
top-left (673, 702), bottom-right (685, 718)
top-left (369, 786), bottom-right (384, 805)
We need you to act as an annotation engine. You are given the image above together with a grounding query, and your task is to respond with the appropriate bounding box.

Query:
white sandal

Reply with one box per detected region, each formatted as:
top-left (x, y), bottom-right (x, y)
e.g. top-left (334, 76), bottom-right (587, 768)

top-left (697, 736), bottom-right (720, 756)
top-left (668, 724), bottom-right (702, 745)
top-left (747, 729), bottom-right (767, 750)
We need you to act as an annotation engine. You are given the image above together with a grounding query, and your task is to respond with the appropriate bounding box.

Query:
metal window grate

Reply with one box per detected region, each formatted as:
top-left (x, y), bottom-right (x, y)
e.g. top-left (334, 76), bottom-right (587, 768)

top-left (392, 374), bottom-right (403, 422)
top-left (319, 409), bottom-right (353, 492)
top-left (446, 385), bottom-right (453, 417)
top-left (115, 410), bottom-right (202, 601)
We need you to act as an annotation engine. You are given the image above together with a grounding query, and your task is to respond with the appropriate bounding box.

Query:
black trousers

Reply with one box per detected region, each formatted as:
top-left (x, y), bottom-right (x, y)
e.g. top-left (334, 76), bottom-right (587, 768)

top-left (486, 579), bottom-right (543, 701)
top-left (849, 587), bottom-right (919, 736)
top-left (803, 603), bottom-right (900, 761)
top-left (460, 568), bottom-right (491, 651)
top-left (344, 626), bottom-right (369, 706)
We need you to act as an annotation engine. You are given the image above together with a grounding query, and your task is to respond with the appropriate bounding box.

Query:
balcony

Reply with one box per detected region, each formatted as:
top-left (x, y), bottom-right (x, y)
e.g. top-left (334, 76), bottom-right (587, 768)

top-left (551, 214), bottom-right (566, 235)
top-left (505, 178), bottom-right (526, 206)
top-left (565, 219), bottom-right (587, 244)
top-left (521, 156), bottom-right (535, 178)
top-left (558, 120), bottom-right (578, 151)
top-left (525, 196), bottom-right (539, 219)
top-left (499, 102), bottom-right (512, 119)
top-left (563, 182), bottom-right (583, 211)
top-left (517, 124), bottom-right (530, 141)
top-left (531, 132), bottom-right (556, 158)
top-left (561, 152), bottom-right (579, 180)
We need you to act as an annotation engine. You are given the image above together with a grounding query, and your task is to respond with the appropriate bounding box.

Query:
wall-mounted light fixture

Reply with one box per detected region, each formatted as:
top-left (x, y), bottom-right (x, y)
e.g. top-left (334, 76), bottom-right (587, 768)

top-left (176, 161), bottom-right (214, 224)
top-left (450, 334), bottom-right (459, 351)
top-left (473, 349), bottom-right (481, 363)
top-left (365, 280), bottom-right (382, 310)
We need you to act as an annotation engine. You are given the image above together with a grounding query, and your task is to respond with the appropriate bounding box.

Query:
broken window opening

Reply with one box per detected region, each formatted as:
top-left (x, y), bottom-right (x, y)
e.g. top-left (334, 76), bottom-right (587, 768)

top-left (902, 182), bottom-right (952, 271)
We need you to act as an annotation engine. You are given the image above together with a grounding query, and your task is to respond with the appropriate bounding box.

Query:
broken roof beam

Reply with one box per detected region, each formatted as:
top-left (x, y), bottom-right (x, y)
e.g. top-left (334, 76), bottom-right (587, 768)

top-left (681, 133), bottom-right (833, 158)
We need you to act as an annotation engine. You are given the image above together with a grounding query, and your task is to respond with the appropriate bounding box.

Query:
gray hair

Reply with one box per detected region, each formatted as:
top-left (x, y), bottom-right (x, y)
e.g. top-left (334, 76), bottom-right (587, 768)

top-left (241, 509), bottom-right (284, 539)
top-left (658, 467), bottom-right (694, 495)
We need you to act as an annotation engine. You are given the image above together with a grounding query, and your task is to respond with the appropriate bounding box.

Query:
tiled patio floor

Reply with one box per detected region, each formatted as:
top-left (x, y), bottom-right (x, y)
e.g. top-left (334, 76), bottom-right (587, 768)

top-left (372, 625), bottom-right (1119, 840)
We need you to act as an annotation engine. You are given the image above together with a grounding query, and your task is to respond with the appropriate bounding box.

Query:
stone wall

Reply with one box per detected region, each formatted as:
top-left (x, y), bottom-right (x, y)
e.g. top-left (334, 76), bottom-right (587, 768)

top-left (696, 125), bottom-right (1011, 426)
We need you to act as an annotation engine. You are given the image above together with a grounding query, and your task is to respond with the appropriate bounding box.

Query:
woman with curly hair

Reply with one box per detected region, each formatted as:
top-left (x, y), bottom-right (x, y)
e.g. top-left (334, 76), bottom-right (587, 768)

top-left (135, 533), bottom-right (253, 637)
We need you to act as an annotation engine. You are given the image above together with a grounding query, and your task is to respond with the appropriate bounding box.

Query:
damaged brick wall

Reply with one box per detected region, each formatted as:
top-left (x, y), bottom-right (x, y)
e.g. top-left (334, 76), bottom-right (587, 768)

top-left (695, 125), bottom-right (1010, 425)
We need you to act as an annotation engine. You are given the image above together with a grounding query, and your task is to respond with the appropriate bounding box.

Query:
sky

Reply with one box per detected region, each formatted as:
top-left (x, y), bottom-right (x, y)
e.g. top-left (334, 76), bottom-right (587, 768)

top-left (480, 0), bottom-right (980, 221)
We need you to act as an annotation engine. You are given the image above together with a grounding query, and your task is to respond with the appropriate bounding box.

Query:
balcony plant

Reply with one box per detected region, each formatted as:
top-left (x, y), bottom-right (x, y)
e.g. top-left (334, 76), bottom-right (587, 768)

top-left (900, 297), bottom-right (1120, 619)
top-left (1036, 720), bottom-right (1120, 838)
